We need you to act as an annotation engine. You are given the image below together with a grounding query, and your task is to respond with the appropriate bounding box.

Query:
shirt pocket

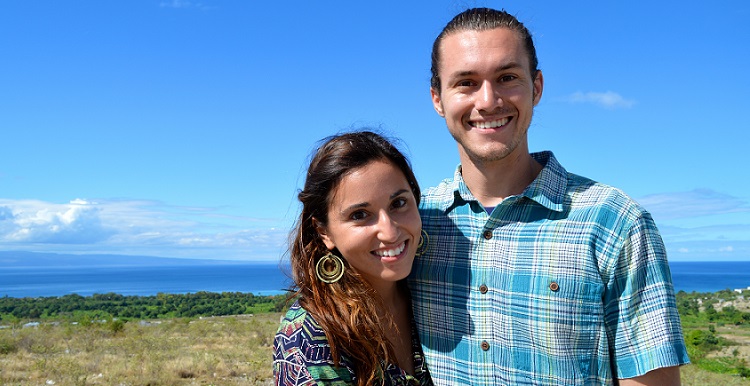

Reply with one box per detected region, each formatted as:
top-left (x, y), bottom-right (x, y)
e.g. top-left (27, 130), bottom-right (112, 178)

top-left (509, 276), bottom-right (605, 381)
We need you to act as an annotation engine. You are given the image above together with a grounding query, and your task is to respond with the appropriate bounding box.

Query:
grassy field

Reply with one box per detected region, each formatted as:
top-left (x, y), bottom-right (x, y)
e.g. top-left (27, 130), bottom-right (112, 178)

top-left (1, 306), bottom-right (749, 385)
top-left (0, 313), bottom-right (278, 385)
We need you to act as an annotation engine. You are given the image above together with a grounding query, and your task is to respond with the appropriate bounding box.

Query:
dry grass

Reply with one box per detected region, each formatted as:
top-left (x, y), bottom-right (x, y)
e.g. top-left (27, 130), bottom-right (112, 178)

top-left (681, 363), bottom-right (750, 385)
top-left (711, 324), bottom-right (750, 361)
top-left (2, 312), bottom-right (749, 385)
top-left (0, 313), bottom-right (279, 385)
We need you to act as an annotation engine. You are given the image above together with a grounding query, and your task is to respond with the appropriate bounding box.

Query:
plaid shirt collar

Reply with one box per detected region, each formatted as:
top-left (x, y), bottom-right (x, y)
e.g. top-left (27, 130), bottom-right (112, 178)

top-left (442, 151), bottom-right (567, 213)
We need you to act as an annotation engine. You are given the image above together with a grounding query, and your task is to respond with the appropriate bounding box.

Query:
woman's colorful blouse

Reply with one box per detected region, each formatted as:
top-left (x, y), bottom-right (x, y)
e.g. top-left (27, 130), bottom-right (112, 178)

top-left (273, 301), bottom-right (433, 386)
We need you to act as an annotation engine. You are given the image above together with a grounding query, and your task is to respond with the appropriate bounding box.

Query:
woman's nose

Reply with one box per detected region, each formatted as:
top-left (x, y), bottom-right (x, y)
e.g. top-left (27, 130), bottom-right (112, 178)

top-left (376, 212), bottom-right (399, 242)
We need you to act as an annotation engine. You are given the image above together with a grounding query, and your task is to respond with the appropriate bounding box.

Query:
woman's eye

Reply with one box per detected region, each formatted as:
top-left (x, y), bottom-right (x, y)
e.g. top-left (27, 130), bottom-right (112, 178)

top-left (391, 197), bottom-right (407, 209)
top-left (350, 211), bottom-right (368, 221)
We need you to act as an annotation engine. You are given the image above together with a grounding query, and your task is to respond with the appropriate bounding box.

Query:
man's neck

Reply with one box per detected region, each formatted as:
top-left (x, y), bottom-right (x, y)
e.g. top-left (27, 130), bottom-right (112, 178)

top-left (460, 151), bottom-right (542, 208)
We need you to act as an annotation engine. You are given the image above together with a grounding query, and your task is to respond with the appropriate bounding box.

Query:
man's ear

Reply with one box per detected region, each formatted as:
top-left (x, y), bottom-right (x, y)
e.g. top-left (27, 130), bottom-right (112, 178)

top-left (431, 87), bottom-right (445, 117)
top-left (313, 218), bottom-right (336, 250)
top-left (532, 70), bottom-right (544, 106)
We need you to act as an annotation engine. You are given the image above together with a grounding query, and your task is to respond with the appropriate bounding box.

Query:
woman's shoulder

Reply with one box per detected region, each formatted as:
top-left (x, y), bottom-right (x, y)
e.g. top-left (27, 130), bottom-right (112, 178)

top-left (273, 300), bottom-right (355, 385)
top-left (276, 300), bottom-right (325, 339)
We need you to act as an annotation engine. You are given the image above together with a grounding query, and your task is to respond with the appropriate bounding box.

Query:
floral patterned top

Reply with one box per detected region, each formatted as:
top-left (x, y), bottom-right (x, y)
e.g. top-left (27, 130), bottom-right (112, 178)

top-left (273, 300), bottom-right (433, 385)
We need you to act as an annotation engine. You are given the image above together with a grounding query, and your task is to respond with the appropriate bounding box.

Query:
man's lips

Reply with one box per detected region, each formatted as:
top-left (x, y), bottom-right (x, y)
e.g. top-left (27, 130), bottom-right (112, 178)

top-left (469, 117), bottom-right (510, 129)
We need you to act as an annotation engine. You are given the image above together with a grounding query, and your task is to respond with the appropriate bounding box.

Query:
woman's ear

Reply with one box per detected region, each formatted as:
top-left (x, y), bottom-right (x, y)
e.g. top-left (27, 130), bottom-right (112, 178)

top-left (313, 218), bottom-right (336, 250)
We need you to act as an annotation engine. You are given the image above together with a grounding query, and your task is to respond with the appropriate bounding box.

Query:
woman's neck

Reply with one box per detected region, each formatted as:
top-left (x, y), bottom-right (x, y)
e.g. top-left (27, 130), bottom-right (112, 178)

top-left (380, 281), bottom-right (415, 375)
top-left (371, 280), bottom-right (403, 310)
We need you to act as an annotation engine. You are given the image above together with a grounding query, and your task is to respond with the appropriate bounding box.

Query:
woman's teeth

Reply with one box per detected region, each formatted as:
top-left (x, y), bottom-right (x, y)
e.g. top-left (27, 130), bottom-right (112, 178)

top-left (375, 242), bottom-right (405, 257)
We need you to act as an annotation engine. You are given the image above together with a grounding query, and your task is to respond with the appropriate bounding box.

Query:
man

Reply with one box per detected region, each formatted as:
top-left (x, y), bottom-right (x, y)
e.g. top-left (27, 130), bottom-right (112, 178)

top-left (409, 8), bottom-right (689, 385)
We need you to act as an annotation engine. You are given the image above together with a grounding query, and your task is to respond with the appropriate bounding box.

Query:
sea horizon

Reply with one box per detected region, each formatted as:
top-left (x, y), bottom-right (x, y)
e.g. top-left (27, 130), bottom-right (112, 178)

top-left (0, 257), bottom-right (294, 298)
top-left (1, 251), bottom-right (749, 298)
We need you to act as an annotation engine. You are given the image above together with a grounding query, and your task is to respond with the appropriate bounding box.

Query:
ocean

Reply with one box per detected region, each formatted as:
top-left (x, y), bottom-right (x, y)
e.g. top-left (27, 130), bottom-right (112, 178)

top-left (1, 260), bottom-right (749, 298)
top-left (669, 261), bottom-right (750, 293)
top-left (0, 262), bottom-right (294, 298)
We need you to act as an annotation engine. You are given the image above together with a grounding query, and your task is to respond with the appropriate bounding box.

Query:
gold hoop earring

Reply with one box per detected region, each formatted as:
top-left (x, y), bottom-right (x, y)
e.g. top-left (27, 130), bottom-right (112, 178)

top-left (316, 252), bottom-right (345, 283)
top-left (416, 230), bottom-right (429, 257)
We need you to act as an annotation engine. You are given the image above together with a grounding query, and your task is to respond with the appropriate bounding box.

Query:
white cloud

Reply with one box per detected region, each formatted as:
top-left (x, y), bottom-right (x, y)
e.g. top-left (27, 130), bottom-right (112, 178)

top-left (639, 189), bottom-right (750, 221)
top-left (636, 189), bottom-right (750, 261)
top-left (0, 206), bottom-right (13, 220)
top-left (0, 198), bottom-right (287, 261)
top-left (159, 0), bottom-right (214, 10)
top-left (0, 199), bottom-right (113, 244)
top-left (658, 235), bottom-right (750, 261)
top-left (564, 91), bottom-right (635, 109)
top-left (160, 0), bottom-right (192, 7)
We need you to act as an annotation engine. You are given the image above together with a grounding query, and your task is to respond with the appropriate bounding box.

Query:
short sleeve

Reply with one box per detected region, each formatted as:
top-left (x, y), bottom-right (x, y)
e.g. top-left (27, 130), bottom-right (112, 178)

top-left (603, 212), bottom-right (690, 378)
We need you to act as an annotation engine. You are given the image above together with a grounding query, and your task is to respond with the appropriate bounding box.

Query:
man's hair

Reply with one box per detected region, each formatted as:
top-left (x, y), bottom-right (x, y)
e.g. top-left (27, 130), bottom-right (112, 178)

top-left (430, 7), bottom-right (539, 92)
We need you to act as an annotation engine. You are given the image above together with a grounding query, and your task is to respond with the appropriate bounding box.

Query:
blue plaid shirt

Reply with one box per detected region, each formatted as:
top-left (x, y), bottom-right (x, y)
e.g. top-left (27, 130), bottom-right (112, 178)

top-left (409, 151), bottom-right (689, 385)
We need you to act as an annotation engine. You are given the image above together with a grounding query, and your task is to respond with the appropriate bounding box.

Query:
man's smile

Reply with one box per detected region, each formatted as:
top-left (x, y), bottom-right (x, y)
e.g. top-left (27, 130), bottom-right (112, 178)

top-left (469, 117), bottom-right (511, 129)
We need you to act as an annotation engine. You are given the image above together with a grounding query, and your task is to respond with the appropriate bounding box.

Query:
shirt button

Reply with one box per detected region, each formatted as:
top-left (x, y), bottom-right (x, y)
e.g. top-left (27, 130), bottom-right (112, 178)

top-left (549, 282), bottom-right (560, 292)
top-left (481, 341), bottom-right (490, 351)
top-left (482, 230), bottom-right (492, 240)
top-left (479, 284), bottom-right (488, 294)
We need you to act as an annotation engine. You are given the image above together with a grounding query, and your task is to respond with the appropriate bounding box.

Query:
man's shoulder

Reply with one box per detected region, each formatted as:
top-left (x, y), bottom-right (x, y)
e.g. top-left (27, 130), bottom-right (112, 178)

top-left (423, 177), bottom-right (455, 195)
top-left (421, 176), bottom-right (457, 205)
top-left (542, 152), bottom-right (636, 206)
top-left (567, 171), bottom-right (629, 200)
top-left (565, 171), bottom-right (651, 220)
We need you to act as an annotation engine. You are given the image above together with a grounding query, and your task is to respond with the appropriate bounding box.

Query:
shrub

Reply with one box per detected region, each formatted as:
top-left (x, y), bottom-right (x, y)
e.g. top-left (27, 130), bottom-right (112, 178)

top-left (106, 319), bottom-right (126, 335)
top-left (687, 329), bottom-right (719, 351)
top-left (0, 337), bottom-right (17, 354)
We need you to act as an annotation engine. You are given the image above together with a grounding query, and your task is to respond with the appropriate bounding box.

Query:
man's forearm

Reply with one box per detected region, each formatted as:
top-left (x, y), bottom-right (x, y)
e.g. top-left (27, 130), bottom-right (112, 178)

top-left (617, 366), bottom-right (681, 386)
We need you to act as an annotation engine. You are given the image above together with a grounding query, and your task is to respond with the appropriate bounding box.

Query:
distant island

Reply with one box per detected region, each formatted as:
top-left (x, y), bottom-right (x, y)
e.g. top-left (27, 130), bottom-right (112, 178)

top-left (0, 250), bottom-right (274, 268)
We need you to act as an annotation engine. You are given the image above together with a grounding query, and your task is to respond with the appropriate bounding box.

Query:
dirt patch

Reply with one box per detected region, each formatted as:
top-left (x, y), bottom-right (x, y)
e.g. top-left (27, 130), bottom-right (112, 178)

top-left (709, 291), bottom-right (750, 312)
top-left (705, 294), bottom-right (750, 361)
top-left (709, 341), bottom-right (750, 361)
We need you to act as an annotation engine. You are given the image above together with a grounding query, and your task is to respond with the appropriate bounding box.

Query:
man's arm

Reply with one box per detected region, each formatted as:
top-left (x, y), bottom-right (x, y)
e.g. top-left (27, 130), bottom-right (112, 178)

top-left (617, 366), bottom-right (681, 386)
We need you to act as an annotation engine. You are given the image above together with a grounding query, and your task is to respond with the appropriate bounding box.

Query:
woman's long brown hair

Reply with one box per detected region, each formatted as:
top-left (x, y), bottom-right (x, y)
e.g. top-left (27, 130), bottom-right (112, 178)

top-left (287, 131), bottom-right (420, 385)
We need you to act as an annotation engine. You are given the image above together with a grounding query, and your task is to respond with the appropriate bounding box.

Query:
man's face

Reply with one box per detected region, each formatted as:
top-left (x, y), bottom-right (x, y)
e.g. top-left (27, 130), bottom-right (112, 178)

top-left (431, 27), bottom-right (543, 165)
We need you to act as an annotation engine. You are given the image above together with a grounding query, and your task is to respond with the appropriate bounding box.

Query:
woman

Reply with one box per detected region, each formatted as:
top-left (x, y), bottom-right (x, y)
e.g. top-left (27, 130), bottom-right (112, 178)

top-left (273, 131), bottom-right (432, 386)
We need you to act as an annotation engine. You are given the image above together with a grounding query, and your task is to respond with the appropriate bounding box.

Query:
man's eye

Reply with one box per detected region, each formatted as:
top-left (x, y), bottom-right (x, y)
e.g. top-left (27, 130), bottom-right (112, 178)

top-left (499, 75), bottom-right (517, 82)
top-left (456, 80), bottom-right (475, 87)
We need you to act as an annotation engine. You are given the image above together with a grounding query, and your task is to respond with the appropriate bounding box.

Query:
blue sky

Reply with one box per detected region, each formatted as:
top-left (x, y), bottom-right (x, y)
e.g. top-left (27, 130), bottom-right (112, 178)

top-left (1, 1), bottom-right (748, 262)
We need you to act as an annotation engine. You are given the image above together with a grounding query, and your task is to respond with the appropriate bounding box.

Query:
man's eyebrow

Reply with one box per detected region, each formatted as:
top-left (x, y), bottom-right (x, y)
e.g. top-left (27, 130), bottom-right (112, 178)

top-left (495, 62), bottom-right (523, 72)
top-left (446, 62), bottom-right (524, 81)
top-left (446, 70), bottom-right (478, 80)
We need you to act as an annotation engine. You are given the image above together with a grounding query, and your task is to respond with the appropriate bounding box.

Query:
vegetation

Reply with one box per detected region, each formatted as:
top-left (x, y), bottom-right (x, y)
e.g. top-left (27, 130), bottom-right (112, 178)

top-left (0, 289), bottom-right (749, 384)
top-left (677, 289), bottom-right (750, 381)
top-left (0, 312), bottom-right (279, 385)
top-left (0, 291), bottom-right (289, 322)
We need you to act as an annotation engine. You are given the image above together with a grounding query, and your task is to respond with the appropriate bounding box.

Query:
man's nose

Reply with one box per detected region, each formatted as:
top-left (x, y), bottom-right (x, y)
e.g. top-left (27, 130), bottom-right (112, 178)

top-left (476, 81), bottom-right (502, 112)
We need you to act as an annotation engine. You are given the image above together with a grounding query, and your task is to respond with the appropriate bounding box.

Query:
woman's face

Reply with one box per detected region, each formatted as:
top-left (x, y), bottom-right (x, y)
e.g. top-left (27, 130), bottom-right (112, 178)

top-left (317, 160), bottom-right (421, 293)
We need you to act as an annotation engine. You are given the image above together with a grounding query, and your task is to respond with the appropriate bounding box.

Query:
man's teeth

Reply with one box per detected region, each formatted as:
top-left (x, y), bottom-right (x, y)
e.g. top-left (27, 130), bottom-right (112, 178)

top-left (474, 118), bottom-right (509, 129)
top-left (376, 243), bottom-right (405, 257)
